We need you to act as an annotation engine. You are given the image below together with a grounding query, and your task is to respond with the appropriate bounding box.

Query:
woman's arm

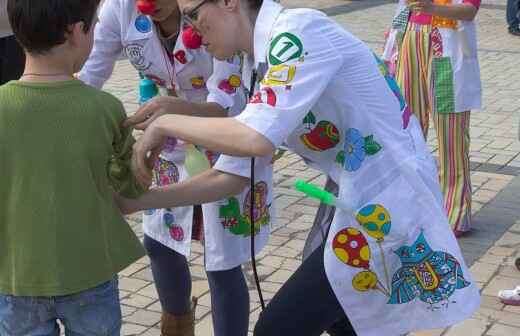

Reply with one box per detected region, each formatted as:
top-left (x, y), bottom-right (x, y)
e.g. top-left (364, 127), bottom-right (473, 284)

top-left (124, 96), bottom-right (228, 129)
top-left (125, 55), bottom-right (246, 128)
top-left (130, 114), bottom-right (274, 185)
top-left (407, 1), bottom-right (479, 21)
top-left (117, 168), bottom-right (249, 214)
top-left (153, 114), bottom-right (275, 157)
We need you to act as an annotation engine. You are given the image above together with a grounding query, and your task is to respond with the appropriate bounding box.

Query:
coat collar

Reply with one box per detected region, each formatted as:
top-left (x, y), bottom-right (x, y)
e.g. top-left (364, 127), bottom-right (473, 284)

top-left (252, 0), bottom-right (284, 69)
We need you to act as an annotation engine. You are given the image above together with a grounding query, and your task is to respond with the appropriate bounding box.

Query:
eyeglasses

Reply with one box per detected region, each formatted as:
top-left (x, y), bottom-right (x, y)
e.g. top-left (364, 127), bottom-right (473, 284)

top-left (183, 0), bottom-right (213, 26)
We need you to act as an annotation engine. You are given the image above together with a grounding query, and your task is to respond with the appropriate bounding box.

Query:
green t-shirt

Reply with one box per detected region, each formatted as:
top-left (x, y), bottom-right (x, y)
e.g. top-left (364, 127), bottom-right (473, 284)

top-left (0, 80), bottom-right (145, 296)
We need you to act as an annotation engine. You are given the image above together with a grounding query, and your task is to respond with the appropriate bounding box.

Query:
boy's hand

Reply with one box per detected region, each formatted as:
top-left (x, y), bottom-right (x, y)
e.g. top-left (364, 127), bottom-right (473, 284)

top-left (131, 119), bottom-right (166, 187)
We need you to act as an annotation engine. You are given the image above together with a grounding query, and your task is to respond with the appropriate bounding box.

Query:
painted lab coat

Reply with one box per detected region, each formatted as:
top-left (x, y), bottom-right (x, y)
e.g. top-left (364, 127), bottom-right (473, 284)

top-left (382, 0), bottom-right (482, 113)
top-left (215, 1), bottom-right (480, 334)
top-left (0, 0), bottom-right (12, 38)
top-left (79, 0), bottom-right (272, 271)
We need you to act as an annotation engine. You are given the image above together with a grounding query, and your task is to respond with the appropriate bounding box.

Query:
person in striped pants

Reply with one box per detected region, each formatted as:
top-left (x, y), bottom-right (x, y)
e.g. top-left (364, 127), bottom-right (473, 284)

top-left (383, 0), bottom-right (483, 237)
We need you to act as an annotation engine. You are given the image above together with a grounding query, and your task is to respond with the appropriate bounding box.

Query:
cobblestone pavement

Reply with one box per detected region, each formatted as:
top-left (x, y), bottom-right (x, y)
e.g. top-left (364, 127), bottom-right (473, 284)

top-left (96, 1), bottom-right (520, 335)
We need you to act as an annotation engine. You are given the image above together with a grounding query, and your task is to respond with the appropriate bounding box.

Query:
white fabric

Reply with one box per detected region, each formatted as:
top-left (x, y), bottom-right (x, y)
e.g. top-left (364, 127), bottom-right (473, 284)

top-left (216, 1), bottom-right (480, 334)
top-left (80, 0), bottom-right (272, 271)
top-left (382, 0), bottom-right (482, 113)
top-left (0, 0), bottom-right (12, 38)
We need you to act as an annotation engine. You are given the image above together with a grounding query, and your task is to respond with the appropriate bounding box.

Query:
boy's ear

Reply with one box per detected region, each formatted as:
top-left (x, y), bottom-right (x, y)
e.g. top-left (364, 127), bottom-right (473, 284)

top-left (66, 22), bottom-right (86, 47)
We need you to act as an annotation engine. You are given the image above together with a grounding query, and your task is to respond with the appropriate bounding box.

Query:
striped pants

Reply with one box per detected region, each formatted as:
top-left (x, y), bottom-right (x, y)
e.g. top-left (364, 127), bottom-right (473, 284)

top-left (434, 112), bottom-right (472, 232)
top-left (396, 22), bottom-right (472, 232)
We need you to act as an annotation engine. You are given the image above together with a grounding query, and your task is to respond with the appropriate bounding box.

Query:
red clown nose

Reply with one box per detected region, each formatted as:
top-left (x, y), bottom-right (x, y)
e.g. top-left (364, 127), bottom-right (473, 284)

top-left (182, 26), bottom-right (202, 49)
top-left (137, 0), bottom-right (156, 15)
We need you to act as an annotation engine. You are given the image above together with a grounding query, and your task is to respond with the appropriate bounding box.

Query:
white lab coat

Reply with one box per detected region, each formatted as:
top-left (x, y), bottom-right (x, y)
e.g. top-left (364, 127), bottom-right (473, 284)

top-left (1, 0), bottom-right (13, 38)
top-left (382, 0), bottom-right (482, 113)
top-left (215, 1), bottom-right (480, 334)
top-left (80, 0), bottom-right (272, 271)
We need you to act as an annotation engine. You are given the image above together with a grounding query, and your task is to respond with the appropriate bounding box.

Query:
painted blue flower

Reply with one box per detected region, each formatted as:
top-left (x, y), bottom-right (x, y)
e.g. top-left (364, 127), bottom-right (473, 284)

top-left (343, 128), bottom-right (366, 172)
top-left (145, 209), bottom-right (156, 216)
top-left (163, 213), bottom-right (175, 226)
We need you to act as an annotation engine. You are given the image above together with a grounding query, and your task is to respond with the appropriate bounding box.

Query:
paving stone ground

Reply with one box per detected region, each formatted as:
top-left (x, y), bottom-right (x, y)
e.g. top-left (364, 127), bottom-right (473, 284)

top-left (96, 1), bottom-right (520, 335)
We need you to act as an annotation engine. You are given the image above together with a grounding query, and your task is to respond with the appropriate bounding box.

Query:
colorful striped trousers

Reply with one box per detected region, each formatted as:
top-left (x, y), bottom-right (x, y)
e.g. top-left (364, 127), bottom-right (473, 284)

top-left (396, 22), bottom-right (472, 232)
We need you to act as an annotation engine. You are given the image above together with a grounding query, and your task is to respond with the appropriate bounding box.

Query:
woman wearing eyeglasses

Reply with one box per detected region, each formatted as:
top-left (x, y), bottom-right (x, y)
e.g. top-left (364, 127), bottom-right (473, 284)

top-left (79, 1), bottom-right (274, 336)
top-left (122, 0), bottom-right (481, 335)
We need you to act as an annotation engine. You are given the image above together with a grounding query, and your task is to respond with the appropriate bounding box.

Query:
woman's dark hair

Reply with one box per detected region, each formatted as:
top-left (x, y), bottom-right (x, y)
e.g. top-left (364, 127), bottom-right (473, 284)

top-left (7, 0), bottom-right (101, 54)
top-left (247, 0), bottom-right (263, 10)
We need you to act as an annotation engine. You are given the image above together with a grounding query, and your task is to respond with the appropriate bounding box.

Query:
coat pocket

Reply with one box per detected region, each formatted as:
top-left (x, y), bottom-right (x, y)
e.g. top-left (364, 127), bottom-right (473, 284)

top-left (432, 57), bottom-right (455, 114)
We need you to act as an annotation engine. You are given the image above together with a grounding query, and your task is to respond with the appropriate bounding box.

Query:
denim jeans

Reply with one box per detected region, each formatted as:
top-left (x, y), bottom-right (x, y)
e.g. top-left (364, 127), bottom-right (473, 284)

top-left (507, 0), bottom-right (520, 29)
top-left (0, 278), bottom-right (121, 336)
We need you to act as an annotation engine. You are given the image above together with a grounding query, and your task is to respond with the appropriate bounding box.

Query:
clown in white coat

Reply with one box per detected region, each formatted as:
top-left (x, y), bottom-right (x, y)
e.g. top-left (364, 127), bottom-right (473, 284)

top-left (122, 1), bottom-right (481, 335)
top-left (80, 1), bottom-right (273, 335)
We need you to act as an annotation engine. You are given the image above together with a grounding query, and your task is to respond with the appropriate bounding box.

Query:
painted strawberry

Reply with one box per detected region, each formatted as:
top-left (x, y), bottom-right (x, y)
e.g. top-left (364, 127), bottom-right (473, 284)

top-left (174, 50), bottom-right (187, 64)
top-left (169, 225), bottom-right (184, 241)
top-left (300, 120), bottom-right (340, 151)
top-left (249, 87), bottom-right (276, 107)
top-left (218, 75), bottom-right (241, 94)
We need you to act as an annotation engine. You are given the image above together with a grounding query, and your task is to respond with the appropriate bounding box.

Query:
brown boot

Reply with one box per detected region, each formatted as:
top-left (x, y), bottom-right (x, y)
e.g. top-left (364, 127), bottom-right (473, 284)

top-left (161, 297), bottom-right (198, 336)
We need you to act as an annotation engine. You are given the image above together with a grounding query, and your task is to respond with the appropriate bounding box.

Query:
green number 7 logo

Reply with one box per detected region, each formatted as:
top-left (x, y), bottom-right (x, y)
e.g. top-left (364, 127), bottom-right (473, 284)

top-left (269, 32), bottom-right (303, 66)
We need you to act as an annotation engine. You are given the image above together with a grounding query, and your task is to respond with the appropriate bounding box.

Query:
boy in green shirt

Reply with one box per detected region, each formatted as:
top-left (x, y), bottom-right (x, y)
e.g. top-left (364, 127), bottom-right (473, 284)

top-left (0, 1), bottom-right (145, 334)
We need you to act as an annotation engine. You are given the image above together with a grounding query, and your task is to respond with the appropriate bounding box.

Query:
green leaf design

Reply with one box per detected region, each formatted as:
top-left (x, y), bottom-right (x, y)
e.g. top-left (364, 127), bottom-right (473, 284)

top-left (229, 217), bottom-right (251, 236)
top-left (364, 135), bottom-right (382, 156)
top-left (336, 151), bottom-right (346, 165)
top-left (303, 111), bottom-right (316, 127)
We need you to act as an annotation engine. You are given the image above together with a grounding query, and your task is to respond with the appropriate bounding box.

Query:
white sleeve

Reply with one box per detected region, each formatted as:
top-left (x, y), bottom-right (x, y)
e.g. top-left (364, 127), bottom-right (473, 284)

top-left (79, 0), bottom-right (124, 89)
top-left (206, 55), bottom-right (246, 115)
top-left (0, 0), bottom-right (12, 37)
top-left (214, 155), bottom-right (273, 179)
top-left (234, 13), bottom-right (343, 148)
top-left (215, 12), bottom-right (343, 177)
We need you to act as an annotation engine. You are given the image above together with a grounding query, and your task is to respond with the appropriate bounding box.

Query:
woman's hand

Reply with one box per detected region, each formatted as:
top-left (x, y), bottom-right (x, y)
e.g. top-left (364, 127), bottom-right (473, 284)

top-left (131, 118), bottom-right (167, 186)
top-left (124, 96), bottom-right (178, 130)
top-left (406, 1), bottom-right (478, 21)
top-left (407, 0), bottom-right (435, 14)
top-left (124, 96), bottom-right (228, 130)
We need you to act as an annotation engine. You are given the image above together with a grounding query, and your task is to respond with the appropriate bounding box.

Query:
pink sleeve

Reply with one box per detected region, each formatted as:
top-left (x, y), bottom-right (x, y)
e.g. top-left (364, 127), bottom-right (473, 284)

top-left (463, 0), bottom-right (481, 10)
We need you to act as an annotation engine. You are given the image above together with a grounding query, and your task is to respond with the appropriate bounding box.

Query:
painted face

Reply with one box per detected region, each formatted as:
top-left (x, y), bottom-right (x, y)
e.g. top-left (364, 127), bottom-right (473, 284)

top-left (178, 0), bottom-right (242, 60)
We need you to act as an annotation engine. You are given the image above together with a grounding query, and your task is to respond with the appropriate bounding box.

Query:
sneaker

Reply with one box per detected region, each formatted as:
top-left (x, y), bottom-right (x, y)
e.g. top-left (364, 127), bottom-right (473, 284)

top-left (508, 27), bottom-right (520, 36)
top-left (498, 286), bottom-right (520, 306)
